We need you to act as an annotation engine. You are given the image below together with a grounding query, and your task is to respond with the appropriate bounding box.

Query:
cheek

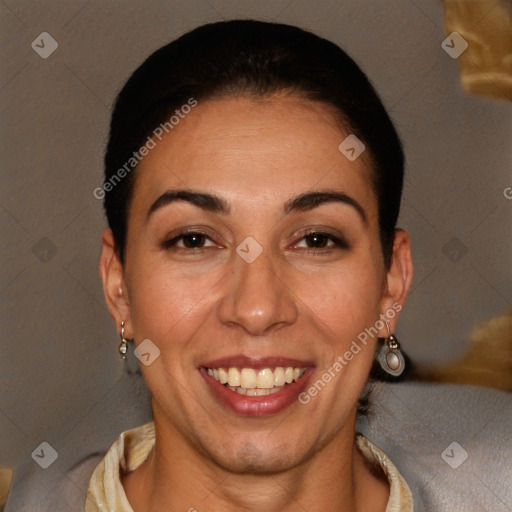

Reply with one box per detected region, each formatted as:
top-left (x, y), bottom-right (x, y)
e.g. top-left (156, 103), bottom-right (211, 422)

top-left (124, 258), bottom-right (225, 409)
top-left (292, 257), bottom-right (383, 420)
top-left (291, 256), bottom-right (383, 340)
top-left (125, 253), bottom-right (224, 346)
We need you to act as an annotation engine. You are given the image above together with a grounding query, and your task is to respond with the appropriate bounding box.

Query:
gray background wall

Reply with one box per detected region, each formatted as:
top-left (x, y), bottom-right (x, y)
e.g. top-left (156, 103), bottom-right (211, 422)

top-left (1, 0), bottom-right (511, 498)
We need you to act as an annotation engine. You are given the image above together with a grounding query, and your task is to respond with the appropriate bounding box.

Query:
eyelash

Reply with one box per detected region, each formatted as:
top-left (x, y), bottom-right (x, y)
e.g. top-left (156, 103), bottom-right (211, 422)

top-left (162, 229), bottom-right (350, 253)
top-left (162, 230), bottom-right (217, 250)
top-left (294, 231), bottom-right (350, 252)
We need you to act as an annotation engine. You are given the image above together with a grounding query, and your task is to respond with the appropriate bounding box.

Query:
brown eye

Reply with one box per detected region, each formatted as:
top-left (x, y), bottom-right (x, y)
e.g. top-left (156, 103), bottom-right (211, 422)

top-left (162, 231), bottom-right (216, 250)
top-left (181, 233), bottom-right (207, 248)
top-left (295, 231), bottom-right (350, 252)
top-left (304, 233), bottom-right (330, 248)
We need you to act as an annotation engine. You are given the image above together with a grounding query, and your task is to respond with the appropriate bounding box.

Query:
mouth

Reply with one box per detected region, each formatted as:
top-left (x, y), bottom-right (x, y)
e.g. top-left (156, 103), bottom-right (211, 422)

top-left (206, 365), bottom-right (306, 395)
top-left (199, 357), bottom-right (313, 416)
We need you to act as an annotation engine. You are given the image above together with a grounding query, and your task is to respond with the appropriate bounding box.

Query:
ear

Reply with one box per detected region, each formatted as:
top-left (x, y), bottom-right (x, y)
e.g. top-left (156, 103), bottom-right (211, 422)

top-left (98, 229), bottom-right (132, 337)
top-left (378, 229), bottom-right (413, 336)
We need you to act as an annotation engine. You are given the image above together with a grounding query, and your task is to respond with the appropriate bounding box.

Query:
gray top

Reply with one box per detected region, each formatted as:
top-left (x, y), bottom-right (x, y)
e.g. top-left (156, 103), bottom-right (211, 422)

top-left (6, 380), bottom-right (511, 511)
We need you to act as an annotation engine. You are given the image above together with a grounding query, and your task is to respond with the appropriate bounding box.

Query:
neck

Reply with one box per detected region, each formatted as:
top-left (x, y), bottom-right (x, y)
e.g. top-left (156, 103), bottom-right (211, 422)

top-left (122, 411), bottom-right (389, 512)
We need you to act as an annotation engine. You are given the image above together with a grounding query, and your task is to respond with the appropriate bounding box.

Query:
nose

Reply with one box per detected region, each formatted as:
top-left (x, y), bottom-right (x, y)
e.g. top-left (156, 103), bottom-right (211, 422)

top-left (217, 247), bottom-right (298, 336)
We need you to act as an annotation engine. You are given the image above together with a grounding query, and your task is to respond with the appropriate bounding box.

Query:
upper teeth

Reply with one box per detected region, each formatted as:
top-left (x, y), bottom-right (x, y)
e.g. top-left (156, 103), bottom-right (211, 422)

top-left (207, 366), bottom-right (305, 389)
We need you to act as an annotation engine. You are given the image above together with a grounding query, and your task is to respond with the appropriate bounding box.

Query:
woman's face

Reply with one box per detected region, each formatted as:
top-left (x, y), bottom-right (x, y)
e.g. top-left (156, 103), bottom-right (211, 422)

top-left (102, 95), bottom-right (410, 473)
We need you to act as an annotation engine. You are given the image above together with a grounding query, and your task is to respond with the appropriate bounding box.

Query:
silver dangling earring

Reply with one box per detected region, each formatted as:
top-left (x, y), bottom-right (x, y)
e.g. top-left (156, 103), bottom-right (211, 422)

top-left (118, 321), bottom-right (128, 360)
top-left (377, 320), bottom-right (405, 377)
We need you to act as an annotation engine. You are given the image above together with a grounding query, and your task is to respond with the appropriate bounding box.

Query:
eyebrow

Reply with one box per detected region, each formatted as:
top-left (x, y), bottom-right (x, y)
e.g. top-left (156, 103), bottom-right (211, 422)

top-left (284, 191), bottom-right (367, 224)
top-left (146, 190), bottom-right (230, 221)
top-left (146, 189), bottom-right (367, 224)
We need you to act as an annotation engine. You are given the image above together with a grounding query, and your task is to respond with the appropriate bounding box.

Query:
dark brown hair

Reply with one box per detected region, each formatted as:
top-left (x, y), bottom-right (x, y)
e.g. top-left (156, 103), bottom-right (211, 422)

top-left (103, 19), bottom-right (404, 270)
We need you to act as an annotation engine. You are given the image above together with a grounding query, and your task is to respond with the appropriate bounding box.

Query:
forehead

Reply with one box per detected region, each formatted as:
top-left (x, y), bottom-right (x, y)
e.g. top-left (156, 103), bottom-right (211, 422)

top-left (133, 95), bottom-right (377, 217)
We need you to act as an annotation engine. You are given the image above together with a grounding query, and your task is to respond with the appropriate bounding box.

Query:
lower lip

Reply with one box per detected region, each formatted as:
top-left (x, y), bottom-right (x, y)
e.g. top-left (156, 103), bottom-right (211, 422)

top-left (200, 367), bottom-right (313, 417)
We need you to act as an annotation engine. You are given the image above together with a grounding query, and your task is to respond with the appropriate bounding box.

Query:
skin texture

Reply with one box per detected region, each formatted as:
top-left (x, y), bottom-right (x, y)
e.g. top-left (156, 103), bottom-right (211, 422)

top-left (99, 95), bottom-right (413, 511)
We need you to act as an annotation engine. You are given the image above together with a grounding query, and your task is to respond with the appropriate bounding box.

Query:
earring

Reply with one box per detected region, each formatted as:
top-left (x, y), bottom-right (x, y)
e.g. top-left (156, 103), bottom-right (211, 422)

top-left (118, 321), bottom-right (128, 360)
top-left (377, 320), bottom-right (405, 377)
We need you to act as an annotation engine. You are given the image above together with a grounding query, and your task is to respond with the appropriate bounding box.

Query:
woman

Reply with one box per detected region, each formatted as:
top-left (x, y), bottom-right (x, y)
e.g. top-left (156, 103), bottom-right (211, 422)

top-left (90, 19), bottom-right (415, 511)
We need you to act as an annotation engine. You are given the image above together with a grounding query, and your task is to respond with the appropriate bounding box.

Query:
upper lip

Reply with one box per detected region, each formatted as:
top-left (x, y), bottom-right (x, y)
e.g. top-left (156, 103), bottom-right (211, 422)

top-left (201, 355), bottom-right (314, 369)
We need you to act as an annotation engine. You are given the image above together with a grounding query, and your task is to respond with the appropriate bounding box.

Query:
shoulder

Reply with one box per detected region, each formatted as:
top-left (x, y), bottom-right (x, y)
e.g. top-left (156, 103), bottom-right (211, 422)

top-left (4, 453), bottom-right (103, 512)
top-left (356, 381), bottom-right (512, 512)
top-left (5, 371), bottom-right (152, 511)
top-left (5, 422), bottom-right (156, 512)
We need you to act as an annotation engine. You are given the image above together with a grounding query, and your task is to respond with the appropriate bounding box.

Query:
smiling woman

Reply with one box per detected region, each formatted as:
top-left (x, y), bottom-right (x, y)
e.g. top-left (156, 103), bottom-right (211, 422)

top-left (90, 19), bottom-right (415, 512)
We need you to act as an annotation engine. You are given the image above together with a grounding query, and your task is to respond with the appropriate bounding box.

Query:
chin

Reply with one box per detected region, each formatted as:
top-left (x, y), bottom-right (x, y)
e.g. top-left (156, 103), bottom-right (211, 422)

top-left (207, 437), bottom-right (313, 475)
